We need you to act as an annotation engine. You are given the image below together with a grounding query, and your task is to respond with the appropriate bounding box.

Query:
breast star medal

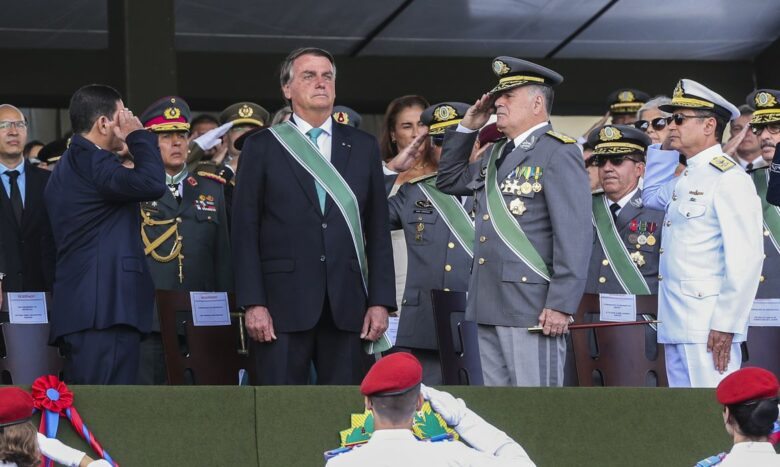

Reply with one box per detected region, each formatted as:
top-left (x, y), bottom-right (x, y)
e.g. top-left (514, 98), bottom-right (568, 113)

top-left (509, 198), bottom-right (527, 216)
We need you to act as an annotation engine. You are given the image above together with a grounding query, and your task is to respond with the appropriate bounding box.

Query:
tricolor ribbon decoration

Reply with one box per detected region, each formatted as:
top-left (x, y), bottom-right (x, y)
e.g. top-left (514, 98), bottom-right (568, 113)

top-left (31, 375), bottom-right (118, 467)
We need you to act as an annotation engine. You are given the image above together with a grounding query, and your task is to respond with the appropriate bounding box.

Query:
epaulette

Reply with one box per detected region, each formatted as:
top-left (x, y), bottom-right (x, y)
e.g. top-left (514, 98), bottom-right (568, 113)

top-left (709, 155), bottom-right (736, 172)
top-left (197, 171), bottom-right (226, 185)
top-left (546, 130), bottom-right (576, 144)
top-left (409, 172), bottom-right (438, 184)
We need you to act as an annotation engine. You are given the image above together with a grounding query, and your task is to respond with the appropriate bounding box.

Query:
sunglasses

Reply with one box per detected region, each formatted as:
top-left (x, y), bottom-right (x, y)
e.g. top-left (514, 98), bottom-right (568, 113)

top-left (665, 113), bottom-right (709, 126)
top-left (634, 117), bottom-right (667, 132)
top-left (591, 155), bottom-right (642, 168)
top-left (750, 123), bottom-right (780, 135)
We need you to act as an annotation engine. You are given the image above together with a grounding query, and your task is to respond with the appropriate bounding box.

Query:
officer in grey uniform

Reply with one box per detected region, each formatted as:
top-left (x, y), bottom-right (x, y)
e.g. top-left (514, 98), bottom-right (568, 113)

top-left (585, 125), bottom-right (664, 295)
top-left (137, 96), bottom-right (233, 384)
top-left (436, 57), bottom-right (592, 387)
top-left (388, 102), bottom-right (473, 384)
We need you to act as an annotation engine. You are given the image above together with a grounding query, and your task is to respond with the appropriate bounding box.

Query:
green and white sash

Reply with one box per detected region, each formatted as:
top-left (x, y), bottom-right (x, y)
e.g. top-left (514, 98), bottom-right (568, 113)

top-left (752, 169), bottom-right (780, 254)
top-left (417, 177), bottom-right (475, 258)
top-left (485, 140), bottom-right (550, 281)
top-left (270, 121), bottom-right (369, 292)
top-left (591, 195), bottom-right (651, 295)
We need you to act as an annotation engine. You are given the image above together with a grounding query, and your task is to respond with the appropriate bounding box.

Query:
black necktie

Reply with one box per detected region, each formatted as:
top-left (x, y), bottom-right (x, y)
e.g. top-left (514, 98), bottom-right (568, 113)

top-left (168, 183), bottom-right (182, 203)
top-left (609, 202), bottom-right (620, 222)
top-left (746, 162), bottom-right (753, 171)
top-left (5, 170), bottom-right (23, 226)
top-left (495, 140), bottom-right (515, 170)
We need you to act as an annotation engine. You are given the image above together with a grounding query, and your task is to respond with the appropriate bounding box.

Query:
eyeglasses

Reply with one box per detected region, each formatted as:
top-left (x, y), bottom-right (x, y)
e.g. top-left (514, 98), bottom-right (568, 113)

top-left (634, 117), bottom-right (668, 132)
top-left (591, 155), bottom-right (642, 167)
top-left (0, 121), bottom-right (28, 131)
top-left (665, 113), bottom-right (709, 126)
top-left (750, 124), bottom-right (780, 135)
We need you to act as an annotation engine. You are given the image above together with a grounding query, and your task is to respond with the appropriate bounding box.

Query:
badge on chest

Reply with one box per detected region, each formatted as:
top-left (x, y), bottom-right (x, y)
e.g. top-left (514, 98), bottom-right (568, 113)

top-left (195, 194), bottom-right (217, 212)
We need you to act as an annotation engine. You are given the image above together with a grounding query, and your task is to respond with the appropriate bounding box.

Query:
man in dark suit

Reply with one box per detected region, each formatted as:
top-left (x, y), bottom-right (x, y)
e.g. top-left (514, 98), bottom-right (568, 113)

top-left (0, 104), bottom-right (55, 297)
top-left (45, 84), bottom-right (166, 384)
top-left (232, 47), bottom-right (396, 385)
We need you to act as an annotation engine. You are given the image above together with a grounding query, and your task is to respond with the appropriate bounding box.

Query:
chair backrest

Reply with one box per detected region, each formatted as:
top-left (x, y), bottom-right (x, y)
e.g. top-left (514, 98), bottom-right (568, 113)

top-left (430, 289), bottom-right (483, 386)
top-left (743, 327), bottom-right (780, 377)
top-left (156, 290), bottom-right (249, 385)
top-left (570, 294), bottom-right (667, 387)
top-left (0, 293), bottom-right (64, 384)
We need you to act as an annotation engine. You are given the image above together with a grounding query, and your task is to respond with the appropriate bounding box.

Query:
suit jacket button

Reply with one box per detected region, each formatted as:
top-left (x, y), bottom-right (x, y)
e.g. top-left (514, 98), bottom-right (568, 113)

top-left (479, 236), bottom-right (487, 243)
top-left (482, 214), bottom-right (490, 221)
top-left (521, 276), bottom-right (527, 282)
top-left (477, 258), bottom-right (485, 265)
top-left (598, 276), bottom-right (606, 284)
top-left (448, 242), bottom-right (455, 249)
top-left (601, 259), bottom-right (609, 266)
top-left (658, 275), bottom-right (663, 281)
top-left (320, 255), bottom-right (326, 262)
top-left (760, 275), bottom-right (765, 282)
top-left (322, 222), bottom-right (327, 229)
top-left (444, 264), bottom-right (452, 271)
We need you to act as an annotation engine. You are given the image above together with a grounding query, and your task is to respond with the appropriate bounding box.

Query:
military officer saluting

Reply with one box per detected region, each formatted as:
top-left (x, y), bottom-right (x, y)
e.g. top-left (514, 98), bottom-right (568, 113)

top-left (585, 125), bottom-right (664, 295)
top-left (137, 96), bottom-right (233, 384)
top-left (643, 79), bottom-right (763, 387)
top-left (388, 102), bottom-right (473, 384)
top-left (436, 57), bottom-right (592, 387)
top-left (746, 89), bottom-right (780, 300)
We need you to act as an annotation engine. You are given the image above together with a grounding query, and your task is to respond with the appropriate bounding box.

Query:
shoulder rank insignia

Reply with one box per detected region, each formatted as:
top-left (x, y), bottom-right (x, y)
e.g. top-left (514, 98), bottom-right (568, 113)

top-left (709, 156), bottom-right (735, 172)
top-left (197, 171), bottom-right (226, 185)
top-left (546, 130), bottom-right (576, 144)
top-left (409, 172), bottom-right (438, 184)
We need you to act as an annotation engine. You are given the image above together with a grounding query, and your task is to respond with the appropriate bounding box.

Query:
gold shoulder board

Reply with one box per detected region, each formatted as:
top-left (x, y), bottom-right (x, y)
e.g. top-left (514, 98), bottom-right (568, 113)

top-left (709, 156), bottom-right (736, 172)
top-left (197, 171), bottom-right (227, 184)
top-left (546, 130), bottom-right (576, 144)
top-left (409, 172), bottom-right (438, 184)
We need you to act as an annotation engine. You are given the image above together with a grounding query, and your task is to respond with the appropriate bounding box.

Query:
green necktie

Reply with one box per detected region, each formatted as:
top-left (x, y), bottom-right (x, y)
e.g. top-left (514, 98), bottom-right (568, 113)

top-left (306, 128), bottom-right (327, 213)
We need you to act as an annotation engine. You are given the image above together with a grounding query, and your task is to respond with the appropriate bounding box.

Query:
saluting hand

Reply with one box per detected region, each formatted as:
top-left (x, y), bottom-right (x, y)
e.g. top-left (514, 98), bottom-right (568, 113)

top-left (461, 93), bottom-right (496, 130)
top-left (361, 306), bottom-right (389, 341)
top-left (723, 123), bottom-right (749, 158)
top-left (112, 108), bottom-right (143, 143)
top-left (386, 132), bottom-right (428, 173)
top-left (707, 329), bottom-right (734, 373)
top-left (245, 305), bottom-right (277, 343)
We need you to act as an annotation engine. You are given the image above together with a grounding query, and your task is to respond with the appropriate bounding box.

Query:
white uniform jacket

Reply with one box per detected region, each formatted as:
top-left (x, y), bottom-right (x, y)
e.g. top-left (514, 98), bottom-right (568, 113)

top-left (642, 144), bottom-right (763, 344)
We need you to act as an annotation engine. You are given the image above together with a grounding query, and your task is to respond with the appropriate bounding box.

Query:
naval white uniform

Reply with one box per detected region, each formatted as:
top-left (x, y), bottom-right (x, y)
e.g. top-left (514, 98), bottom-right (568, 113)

top-left (642, 143), bottom-right (764, 387)
top-left (719, 441), bottom-right (780, 466)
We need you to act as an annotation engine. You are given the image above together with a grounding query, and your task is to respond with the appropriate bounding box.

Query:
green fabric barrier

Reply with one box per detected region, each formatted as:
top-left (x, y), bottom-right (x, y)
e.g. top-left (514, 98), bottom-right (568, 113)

top-left (19, 386), bottom-right (736, 466)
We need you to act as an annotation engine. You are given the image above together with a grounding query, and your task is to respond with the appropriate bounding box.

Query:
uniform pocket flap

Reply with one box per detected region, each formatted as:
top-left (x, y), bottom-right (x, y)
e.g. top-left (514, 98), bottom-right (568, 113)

top-left (195, 210), bottom-right (219, 223)
top-left (401, 288), bottom-right (420, 306)
top-left (407, 211), bottom-right (439, 224)
top-left (501, 260), bottom-right (546, 284)
top-left (262, 259), bottom-right (295, 273)
top-left (681, 278), bottom-right (721, 298)
top-left (678, 202), bottom-right (706, 219)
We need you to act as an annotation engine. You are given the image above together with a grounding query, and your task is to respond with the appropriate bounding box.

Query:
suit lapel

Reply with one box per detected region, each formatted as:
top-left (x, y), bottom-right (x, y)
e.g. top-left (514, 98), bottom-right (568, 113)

top-left (615, 190), bottom-right (643, 230)
top-left (496, 124), bottom-right (551, 182)
top-left (177, 176), bottom-right (196, 215)
top-left (325, 120), bottom-right (352, 216)
top-left (282, 115), bottom-right (325, 215)
top-left (21, 162), bottom-right (42, 234)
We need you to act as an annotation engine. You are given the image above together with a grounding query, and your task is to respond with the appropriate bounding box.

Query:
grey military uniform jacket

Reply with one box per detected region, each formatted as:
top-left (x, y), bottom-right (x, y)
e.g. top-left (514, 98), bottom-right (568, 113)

top-left (141, 172), bottom-right (233, 330)
top-left (585, 190), bottom-right (665, 294)
top-left (436, 124), bottom-right (592, 327)
top-left (388, 175), bottom-right (472, 350)
top-left (749, 167), bottom-right (780, 299)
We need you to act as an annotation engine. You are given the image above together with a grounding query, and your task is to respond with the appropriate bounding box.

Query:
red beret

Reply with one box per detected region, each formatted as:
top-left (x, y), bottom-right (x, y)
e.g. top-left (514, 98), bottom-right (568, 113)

top-left (717, 367), bottom-right (780, 405)
top-left (360, 353), bottom-right (422, 396)
top-left (0, 387), bottom-right (33, 427)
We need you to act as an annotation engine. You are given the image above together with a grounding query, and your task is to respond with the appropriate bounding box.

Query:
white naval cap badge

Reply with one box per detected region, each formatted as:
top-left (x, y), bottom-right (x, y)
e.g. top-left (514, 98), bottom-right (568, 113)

top-left (433, 105), bottom-right (457, 122)
top-left (493, 59), bottom-right (510, 76)
top-left (238, 104), bottom-right (253, 118)
top-left (673, 81), bottom-right (684, 98)
top-left (755, 92), bottom-right (778, 108)
top-left (599, 126), bottom-right (622, 142)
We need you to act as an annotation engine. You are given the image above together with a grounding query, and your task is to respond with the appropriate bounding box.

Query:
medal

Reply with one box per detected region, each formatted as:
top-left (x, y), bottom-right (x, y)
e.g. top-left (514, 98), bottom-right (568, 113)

top-left (509, 198), bottom-right (527, 216)
top-left (646, 235), bottom-right (656, 246)
top-left (637, 234), bottom-right (647, 245)
top-left (628, 234), bottom-right (638, 243)
top-left (629, 219), bottom-right (638, 232)
top-left (520, 182), bottom-right (533, 194)
top-left (646, 222), bottom-right (657, 246)
top-left (532, 167), bottom-right (543, 192)
top-left (630, 251), bottom-right (646, 267)
top-left (416, 223), bottom-right (425, 232)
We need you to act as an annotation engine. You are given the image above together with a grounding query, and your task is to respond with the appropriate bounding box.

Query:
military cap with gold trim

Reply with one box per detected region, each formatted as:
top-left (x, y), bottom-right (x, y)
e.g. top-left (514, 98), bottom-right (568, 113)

top-left (489, 56), bottom-right (563, 95)
top-left (332, 105), bottom-right (362, 128)
top-left (587, 124), bottom-right (651, 159)
top-left (747, 89), bottom-right (780, 125)
top-left (420, 102), bottom-right (470, 136)
top-left (660, 79), bottom-right (740, 121)
top-left (218, 102), bottom-right (270, 128)
top-left (140, 96), bottom-right (191, 133)
top-left (38, 138), bottom-right (68, 165)
top-left (606, 88), bottom-right (650, 115)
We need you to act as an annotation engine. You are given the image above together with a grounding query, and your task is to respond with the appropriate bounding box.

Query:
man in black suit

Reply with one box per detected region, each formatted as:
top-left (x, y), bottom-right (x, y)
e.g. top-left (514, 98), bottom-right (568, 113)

top-left (232, 48), bottom-right (397, 385)
top-left (45, 84), bottom-right (166, 384)
top-left (0, 104), bottom-right (55, 300)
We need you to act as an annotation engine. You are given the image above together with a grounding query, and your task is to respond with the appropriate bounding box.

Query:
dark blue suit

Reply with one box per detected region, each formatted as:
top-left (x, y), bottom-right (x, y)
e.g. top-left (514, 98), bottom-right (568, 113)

top-left (45, 131), bottom-right (166, 384)
top-left (232, 117), bottom-right (396, 384)
top-left (768, 142), bottom-right (780, 206)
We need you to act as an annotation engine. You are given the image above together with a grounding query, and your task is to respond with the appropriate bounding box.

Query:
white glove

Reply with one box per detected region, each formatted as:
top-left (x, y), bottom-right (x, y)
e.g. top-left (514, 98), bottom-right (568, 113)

top-left (421, 385), bottom-right (530, 460)
top-left (36, 433), bottom-right (87, 467)
top-left (193, 122), bottom-right (233, 150)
